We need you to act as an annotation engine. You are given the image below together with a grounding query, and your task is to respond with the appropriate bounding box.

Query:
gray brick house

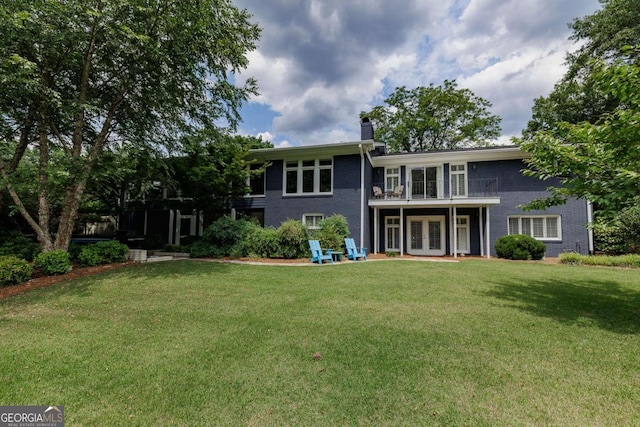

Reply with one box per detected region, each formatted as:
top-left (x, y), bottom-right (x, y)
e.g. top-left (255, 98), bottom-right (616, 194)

top-left (239, 120), bottom-right (593, 258)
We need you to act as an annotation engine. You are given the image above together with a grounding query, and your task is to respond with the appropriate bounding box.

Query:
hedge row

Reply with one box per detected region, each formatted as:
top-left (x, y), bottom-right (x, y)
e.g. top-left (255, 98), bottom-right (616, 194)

top-left (560, 252), bottom-right (640, 268)
top-left (1, 240), bottom-right (129, 287)
top-left (190, 215), bottom-right (350, 260)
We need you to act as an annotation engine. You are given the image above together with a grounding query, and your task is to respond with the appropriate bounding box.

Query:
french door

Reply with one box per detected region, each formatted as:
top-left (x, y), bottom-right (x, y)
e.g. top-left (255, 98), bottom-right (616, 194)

top-left (407, 216), bottom-right (445, 256)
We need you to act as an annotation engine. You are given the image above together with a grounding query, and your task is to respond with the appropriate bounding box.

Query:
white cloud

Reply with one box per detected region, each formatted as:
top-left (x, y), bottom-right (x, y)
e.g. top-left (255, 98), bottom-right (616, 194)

top-left (256, 131), bottom-right (275, 142)
top-left (234, 0), bottom-right (601, 145)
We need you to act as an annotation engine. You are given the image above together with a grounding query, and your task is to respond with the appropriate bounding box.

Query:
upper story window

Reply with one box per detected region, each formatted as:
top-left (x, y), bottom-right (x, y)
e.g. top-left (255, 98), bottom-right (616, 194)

top-left (450, 164), bottom-right (467, 197)
top-left (385, 167), bottom-right (400, 192)
top-left (508, 215), bottom-right (561, 241)
top-left (410, 166), bottom-right (442, 199)
top-left (284, 159), bottom-right (333, 195)
top-left (247, 164), bottom-right (265, 196)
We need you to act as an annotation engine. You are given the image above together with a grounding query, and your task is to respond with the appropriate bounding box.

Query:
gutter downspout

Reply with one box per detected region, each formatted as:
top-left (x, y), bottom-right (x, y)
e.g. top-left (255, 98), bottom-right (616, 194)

top-left (359, 144), bottom-right (365, 249)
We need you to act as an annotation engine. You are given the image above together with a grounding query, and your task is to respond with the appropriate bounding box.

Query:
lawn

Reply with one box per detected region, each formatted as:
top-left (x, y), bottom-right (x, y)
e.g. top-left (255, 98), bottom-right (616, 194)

top-left (1, 259), bottom-right (639, 426)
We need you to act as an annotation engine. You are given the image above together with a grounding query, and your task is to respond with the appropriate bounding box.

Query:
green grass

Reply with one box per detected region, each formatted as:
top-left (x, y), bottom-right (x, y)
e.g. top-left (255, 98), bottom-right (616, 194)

top-left (1, 260), bottom-right (639, 426)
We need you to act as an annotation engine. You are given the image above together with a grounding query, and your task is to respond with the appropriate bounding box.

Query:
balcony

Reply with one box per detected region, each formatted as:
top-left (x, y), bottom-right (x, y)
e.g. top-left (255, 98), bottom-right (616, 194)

top-left (370, 178), bottom-right (498, 201)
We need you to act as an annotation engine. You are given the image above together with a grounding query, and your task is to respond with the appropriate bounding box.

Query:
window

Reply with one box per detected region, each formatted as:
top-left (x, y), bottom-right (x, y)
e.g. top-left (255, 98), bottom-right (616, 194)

top-left (455, 216), bottom-right (470, 254)
top-left (385, 217), bottom-right (400, 251)
top-left (410, 166), bottom-right (441, 199)
top-left (508, 215), bottom-right (561, 240)
top-left (303, 213), bottom-right (324, 230)
top-left (247, 164), bottom-right (265, 196)
top-left (284, 159), bottom-right (333, 195)
top-left (385, 167), bottom-right (400, 192)
top-left (450, 164), bottom-right (466, 197)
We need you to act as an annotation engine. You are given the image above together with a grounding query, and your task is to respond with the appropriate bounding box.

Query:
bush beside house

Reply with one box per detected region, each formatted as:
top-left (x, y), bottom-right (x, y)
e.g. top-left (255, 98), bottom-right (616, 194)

top-left (495, 234), bottom-right (546, 260)
top-left (189, 214), bottom-right (350, 260)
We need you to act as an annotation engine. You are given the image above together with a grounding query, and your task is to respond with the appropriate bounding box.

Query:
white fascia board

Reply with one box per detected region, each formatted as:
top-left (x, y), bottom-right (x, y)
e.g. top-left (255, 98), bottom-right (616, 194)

top-left (248, 140), bottom-right (382, 162)
top-left (368, 197), bottom-right (501, 208)
top-left (370, 146), bottom-right (529, 168)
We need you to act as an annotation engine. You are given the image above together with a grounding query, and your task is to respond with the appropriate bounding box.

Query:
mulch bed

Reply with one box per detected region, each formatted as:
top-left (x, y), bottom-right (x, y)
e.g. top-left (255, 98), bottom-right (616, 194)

top-left (0, 262), bottom-right (133, 300)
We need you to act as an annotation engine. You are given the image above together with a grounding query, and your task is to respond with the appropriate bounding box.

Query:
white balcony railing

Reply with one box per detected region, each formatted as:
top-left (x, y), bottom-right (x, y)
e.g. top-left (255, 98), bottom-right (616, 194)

top-left (370, 178), bottom-right (498, 200)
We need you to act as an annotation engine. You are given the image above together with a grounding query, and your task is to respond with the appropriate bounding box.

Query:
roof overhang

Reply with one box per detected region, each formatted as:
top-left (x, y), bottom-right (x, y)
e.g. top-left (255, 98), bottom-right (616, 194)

top-left (248, 140), bottom-right (384, 162)
top-left (370, 146), bottom-right (529, 167)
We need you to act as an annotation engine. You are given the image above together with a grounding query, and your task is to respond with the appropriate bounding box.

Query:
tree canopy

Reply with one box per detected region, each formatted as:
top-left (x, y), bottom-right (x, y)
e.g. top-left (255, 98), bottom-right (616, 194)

top-left (517, 0), bottom-right (640, 218)
top-left (518, 51), bottom-right (640, 218)
top-left (0, 0), bottom-right (260, 251)
top-left (361, 81), bottom-right (501, 153)
top-left (523, 0), bottom-right (640, 137)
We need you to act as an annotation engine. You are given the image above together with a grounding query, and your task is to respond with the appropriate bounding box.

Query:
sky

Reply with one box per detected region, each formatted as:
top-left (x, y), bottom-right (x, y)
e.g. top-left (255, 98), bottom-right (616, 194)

top-left (233, 0), bottom-right (602, 148)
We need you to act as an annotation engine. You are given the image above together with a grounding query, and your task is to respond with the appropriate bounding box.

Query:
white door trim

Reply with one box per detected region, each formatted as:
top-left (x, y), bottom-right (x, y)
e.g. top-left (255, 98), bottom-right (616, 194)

top-left (406, 215), bottom-right (446, 256)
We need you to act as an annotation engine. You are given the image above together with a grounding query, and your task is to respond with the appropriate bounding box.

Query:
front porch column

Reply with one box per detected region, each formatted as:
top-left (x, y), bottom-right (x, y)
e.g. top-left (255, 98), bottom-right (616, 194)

top-left (486, 206), bottom-right (491, 259)
top-left (400, 207), bottom-right (404, 256)
top-left (168, 210), bottom-right (175, 246)
top-left (374, 207), bottom-right (379, 255)
top-left (479, 207), bottom-right (484, 257)
top-left (175, 209), bottom-right (182, 246)
top-left (453, 206), bottom-right (458, 259)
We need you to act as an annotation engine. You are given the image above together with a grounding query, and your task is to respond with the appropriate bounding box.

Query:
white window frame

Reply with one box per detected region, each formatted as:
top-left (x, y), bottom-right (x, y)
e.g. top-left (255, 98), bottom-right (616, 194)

top-left (455, 215), bottom-right (471, 254)
top-left (385, 216), bottom-right (401, 251)
top-left (409, 165), bottom-right (443, 199)
top-left (284, 158), bottom-right (333, 196)
top-left (508, 215), bottom-right (562, 241)
top-left (246, 164), bottom-right (265, 197)
top-left (450, 163), bottom-right (467, 198)
top-left (302, 213), bottom-right (324, 230)
top-left (385, 167), bottom-right (400, 192)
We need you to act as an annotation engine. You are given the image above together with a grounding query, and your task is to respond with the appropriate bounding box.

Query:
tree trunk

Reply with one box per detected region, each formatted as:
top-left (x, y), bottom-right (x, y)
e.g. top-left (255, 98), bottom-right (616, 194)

top-left (54, 182), bottom-right (87, 251)
top-left (37, 117), bottom-right (52, 247)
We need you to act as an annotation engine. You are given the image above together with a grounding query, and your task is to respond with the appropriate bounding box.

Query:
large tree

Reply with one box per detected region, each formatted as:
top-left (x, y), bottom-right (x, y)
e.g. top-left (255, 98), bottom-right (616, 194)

top-left (523, 0), bottom-right (640, 137)
top-left (0, 0), bottom-right (260, 251)
top-left (518, 52), bottom-right (640, 218)
top-left (361, 80), bottom-right (501, 153)
top-left (518, 0), bottom-right (640, 218)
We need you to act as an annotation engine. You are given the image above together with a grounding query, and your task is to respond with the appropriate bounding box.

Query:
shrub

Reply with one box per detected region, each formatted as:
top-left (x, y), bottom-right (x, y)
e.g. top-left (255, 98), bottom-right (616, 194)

top-left (558, 252), bottom-right (582, 265)
top-left (93, 240), bottom-right (129, 263)
top-left (592, 219), bottom-right (626, 255)
top-left (78, 247), bottom-right (104, 267)
top-left (243, 226), bottom-right (280, 258)
top-left (617, 204), bottom-right (640, 254)
top-left (68, 243), bottom-right (83, 263)
top-left (0, 256), bottom-right (33, 286)
top-left (78, 240), bottom-right (129, 266)
top-left (313, 214), bottom-right (350, 253)
top-left (35, 250), bottom-right (71, 276)
top-left (0, 232), bottom-right (40, 261)
top-left (495, 234), bottom-right (546, 260)
top-left (277, 219), bottom-right (309, 259)
top-left (189, 240), bottom-right (215, 258)
top-left (197, 216), bottom-right (258, 258)
top-left (559, 252), bottom-right (640, 268)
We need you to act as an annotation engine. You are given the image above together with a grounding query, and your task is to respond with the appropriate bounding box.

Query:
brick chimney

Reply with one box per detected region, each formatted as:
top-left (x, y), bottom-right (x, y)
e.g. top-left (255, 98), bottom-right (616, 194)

top-left (360, 117), bottom-right (374, 140)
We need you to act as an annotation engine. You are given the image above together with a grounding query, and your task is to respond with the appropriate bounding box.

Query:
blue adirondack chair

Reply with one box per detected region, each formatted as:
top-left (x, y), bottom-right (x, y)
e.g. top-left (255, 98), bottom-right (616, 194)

top-left (344, 238), bottom-right (367, 261)
top-left (309, 240), bottom-right (333, 264)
